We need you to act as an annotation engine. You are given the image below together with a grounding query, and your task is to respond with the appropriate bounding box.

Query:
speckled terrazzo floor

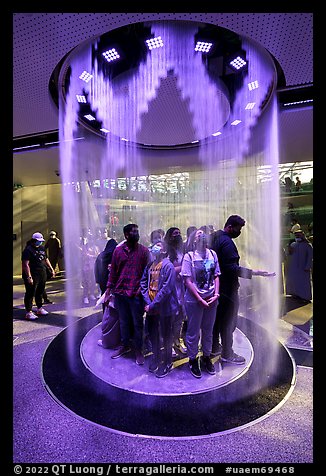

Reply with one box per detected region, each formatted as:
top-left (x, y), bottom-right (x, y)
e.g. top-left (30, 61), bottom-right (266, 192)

top-left (12, 274), bottom-right (314, 465)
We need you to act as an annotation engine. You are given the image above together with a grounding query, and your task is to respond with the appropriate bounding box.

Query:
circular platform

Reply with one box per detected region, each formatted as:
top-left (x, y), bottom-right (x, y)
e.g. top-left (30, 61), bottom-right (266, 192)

top-left (81, 323), bottom-right (253, 396)
top-left (42, 312), bottom-right (296, 438)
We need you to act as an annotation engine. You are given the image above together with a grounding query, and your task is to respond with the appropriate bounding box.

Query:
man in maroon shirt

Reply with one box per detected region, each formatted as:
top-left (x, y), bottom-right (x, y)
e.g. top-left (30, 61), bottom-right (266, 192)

top-left (105, 223), bottom-right (150, 365)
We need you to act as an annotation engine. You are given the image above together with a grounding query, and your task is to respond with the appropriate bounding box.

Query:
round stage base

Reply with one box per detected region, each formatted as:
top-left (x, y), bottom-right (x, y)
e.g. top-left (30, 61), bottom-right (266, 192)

top-left (42, 313), bottom-right (295, 438)
top-left (81, 323), bottom-right (253, 396)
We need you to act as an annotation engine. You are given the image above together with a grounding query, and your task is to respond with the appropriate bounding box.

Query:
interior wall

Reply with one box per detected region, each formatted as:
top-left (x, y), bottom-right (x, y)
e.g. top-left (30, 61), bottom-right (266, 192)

top-left (13, 184), bottom-right (63, 275)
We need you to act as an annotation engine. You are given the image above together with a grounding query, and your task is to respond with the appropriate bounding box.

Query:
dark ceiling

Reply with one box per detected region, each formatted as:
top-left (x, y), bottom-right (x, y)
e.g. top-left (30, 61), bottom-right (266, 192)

top-left (13, 12), bottom-right (313, 186)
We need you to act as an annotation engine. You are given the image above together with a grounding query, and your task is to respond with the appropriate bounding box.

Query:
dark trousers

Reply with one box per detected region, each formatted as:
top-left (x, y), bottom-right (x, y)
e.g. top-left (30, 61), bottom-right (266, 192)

top-left (147, 313), bottom-right (173, 368)
top-left (212, 289), bottom-right (239, 358)
top-left (114, 294), bottom-right (144, 351)
top-left (24, 269), bottom-right (47, 312)
top-left (172, 304), bottom-right (186, 344)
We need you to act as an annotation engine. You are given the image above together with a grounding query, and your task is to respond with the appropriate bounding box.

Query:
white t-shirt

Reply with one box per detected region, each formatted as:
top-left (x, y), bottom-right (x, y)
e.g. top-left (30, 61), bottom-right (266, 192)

top-left (181, 248), bottom-right (220, 300)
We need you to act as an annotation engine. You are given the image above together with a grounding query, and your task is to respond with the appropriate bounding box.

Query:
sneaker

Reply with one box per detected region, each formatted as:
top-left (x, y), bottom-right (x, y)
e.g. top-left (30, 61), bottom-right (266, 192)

top-left (135, 350), bottom-right (145, 366)
top-left (111, 345), bottom-right (131, 359)
top-left (189, 357), bottom-right (201, 378)
top-left (156, 363), bottom-right (173, 378)
top-left (172, 347), bottom-right (178, 358)
top-left (89, 294), bottom-right (96, 301)
top-left (201, 356), bottom-right (216, 375)
top-left (221, 352), bottom-right (246, 365)
top-left (43, 299), bottom-right (53, 304)
top-left (36, 307), bottom-right (48, 316)
top-left (149, 358), bottom-right (159, 373)
top-left (25, 311), bottom-right (38, 320)
top-left (211, 343), bottom-right (222, 357)
top-left (83, 297), bottom-right (89, 304)
top-left (174, 338), bottom-right (187, 354)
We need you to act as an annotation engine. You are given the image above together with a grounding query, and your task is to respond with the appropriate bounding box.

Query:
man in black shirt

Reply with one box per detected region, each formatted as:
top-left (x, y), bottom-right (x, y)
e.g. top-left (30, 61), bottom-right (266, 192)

top-left (21, 232), bottom-right (55, 320)
top-left (210, 215), bottom-right (275, 364)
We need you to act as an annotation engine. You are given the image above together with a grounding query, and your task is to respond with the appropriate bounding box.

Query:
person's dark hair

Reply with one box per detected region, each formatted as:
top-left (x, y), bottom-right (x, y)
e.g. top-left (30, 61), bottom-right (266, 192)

top-left (199, 225), bottom-right (213, 246)
top-left (123, 223), bottom-right (138, 236)
top-left (224, 215), bottom-right (245, 228)
top-left (104, 238), bottom-right (117, 254)
top-left (186, 225), bottom-right (197, 238)
top-left (150, 229), bottom-right (164, 244)
top-left (185, 229), bottom-right (198, 253)
top-left (199, 225), bottom-right (209, 234)
top-left (164, 227), bottom-right (182, 263)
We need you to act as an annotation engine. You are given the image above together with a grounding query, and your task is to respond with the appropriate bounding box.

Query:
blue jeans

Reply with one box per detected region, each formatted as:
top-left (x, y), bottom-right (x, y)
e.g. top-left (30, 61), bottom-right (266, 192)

top-left (114, 294), bottom-right (144, 351)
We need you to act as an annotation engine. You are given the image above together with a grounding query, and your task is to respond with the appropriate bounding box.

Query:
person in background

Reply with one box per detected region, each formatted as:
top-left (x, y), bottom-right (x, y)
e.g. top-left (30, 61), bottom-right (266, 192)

top-left (95, 227), bottom-right (109, 251)
top-left (94, 238), bottom-right (118, 296)
top-left (210, 215), bottom-right (275, 364)
top-left (164, 227), bottom-right (187, 356)
top-left (285, 229), bottom-right (313, 303)
top-left (105, 224), bottom-right (150, 366)
top-left (140, 240), bottom-right (179, 377)
top-left (199, 225), bottom-right (215, 247)
top-left (22, 232), bottom-right (55, 320)
top-left (80, 232), bottom-right (100, 304)
top-left (149, 229), bottom-right (165, 258)
top-left (284, 176), bottom-right (293, 193)
top-left (42, 273), bottom-right (54, 305)
top-left (42, 231), bottom-right (60, 304)
top-left (290, 218), bottom-right (301, 235)
top-left (44, 231), bottom-right (62, 274)
top-left (295, 176), bottom-right (302, 191)
top-left (307, 221), bottom-right (313, 246)
top-left (183, 225), bottom-right (197, 253)
top-left (143, 228), bottom-right (166, 352)
top-left (181, 228), bottom-right (220, 378)
top-left (284, 202), bottom-right (296, 226)
top-left (283, 218), bottom-right (302, 286)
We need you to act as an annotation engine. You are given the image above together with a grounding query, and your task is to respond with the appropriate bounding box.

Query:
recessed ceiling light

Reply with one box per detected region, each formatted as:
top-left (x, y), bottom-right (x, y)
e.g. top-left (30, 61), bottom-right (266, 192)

top-left (195, 41), bottom-right (213, 53)
top-left (145, 36), bottom-right (164, 50)
top-left (102, 48), bottom-right (120, 63)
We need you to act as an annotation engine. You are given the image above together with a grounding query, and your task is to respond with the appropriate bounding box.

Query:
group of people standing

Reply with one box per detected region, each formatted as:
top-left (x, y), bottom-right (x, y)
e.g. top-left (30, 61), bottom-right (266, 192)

top-left (21, 216), bottom-right (276, 379)
top-left (100, 216), bottom-right (275, 379)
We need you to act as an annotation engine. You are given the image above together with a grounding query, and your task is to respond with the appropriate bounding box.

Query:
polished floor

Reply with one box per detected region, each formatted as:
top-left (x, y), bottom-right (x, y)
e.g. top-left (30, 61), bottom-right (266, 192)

top-left (12, 273), bottom-right (314, 463)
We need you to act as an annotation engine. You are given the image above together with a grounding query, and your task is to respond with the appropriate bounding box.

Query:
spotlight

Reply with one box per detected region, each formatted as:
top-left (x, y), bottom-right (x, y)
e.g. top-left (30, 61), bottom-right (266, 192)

top-left (195, 41), bottom-right (213, 53)
top-left (79, 71), bottom-right (93, 83)
top-left (76, 95), bottom-right (87, 103)
top-left (102, 48), bottom-right (120, 63)
top-left (227, 50), bottom-right (247, 71)
top-left (145, 36), bottom-right (164, 50)
top-left (84, 114), bottom-right (96, 121)
top-left (248, 80), bottom-right (259, 90)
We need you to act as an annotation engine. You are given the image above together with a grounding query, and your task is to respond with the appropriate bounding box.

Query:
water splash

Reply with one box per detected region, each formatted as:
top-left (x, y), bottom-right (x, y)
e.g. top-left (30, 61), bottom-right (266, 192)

top-left (59, 20), bottom-right (281, 388)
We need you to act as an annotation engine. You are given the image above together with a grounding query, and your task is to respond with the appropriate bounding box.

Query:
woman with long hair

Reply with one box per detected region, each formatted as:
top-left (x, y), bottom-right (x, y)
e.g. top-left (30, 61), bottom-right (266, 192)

top-left (181, 229), bottom-right (220, 378)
